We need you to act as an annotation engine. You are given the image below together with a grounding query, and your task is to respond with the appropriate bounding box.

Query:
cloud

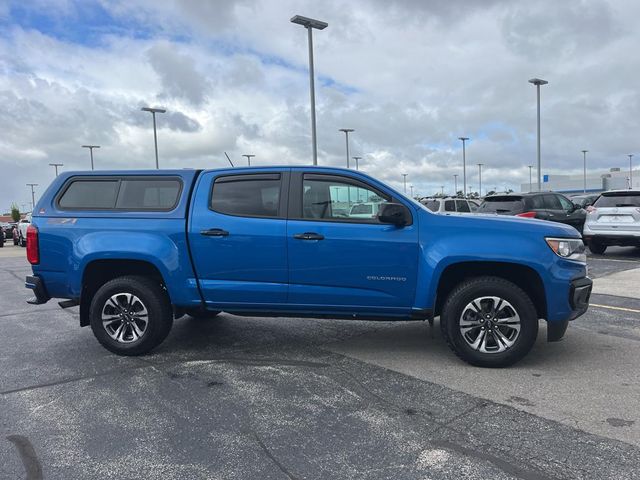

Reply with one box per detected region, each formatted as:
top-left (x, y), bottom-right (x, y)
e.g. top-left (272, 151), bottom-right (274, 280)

top-left (147, 42), bottom-right (209, 105)
top-left (1, 0), bottom-right (640, 209)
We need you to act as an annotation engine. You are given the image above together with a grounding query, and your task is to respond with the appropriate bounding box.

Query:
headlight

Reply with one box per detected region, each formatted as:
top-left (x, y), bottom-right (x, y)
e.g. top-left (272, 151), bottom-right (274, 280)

top-left (545, 237), bottom-right (586, 263)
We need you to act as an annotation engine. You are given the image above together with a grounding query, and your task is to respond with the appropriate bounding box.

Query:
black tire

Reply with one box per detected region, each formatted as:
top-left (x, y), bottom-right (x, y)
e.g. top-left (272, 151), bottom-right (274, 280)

top-left (89, 276), bottom-right (173, 356)
top-left (186, 308), bottom-right (221, 319)
top-left (588, 240), bottom-right (606, 255)
top-left (440, 276), bottom-right (539, 368)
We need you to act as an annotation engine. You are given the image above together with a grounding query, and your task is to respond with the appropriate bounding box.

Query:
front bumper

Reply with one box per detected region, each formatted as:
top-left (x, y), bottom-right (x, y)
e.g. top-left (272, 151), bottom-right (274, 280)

top-left (548, 276), bottom-right (592, 342)
top-left (25, 275), bottom-right (50, 305)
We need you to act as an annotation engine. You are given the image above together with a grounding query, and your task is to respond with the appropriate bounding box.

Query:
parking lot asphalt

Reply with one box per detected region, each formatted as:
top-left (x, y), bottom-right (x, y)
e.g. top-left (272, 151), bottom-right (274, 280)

top-left (2, 247), bottom-right (640, 479)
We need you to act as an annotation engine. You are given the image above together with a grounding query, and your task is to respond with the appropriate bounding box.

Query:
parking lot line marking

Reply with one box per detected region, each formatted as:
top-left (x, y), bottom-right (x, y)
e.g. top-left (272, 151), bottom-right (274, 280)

top-left (591, 303), bottom-right (640, 314)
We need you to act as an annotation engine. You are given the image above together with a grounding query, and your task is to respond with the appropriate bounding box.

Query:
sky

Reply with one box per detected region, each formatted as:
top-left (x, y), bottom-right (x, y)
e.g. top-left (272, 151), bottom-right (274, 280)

top-left (1, 0), bottom-right (639, 211)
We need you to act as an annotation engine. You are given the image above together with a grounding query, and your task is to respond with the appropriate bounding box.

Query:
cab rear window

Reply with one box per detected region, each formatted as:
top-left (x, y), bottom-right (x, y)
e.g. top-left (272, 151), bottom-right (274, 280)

top-left (57, 177), bottom-right (182, 211)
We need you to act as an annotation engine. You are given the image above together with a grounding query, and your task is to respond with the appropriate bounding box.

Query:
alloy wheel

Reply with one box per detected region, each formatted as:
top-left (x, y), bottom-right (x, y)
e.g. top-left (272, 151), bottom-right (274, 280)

top-left (459, 296), bottom-right (521, 353)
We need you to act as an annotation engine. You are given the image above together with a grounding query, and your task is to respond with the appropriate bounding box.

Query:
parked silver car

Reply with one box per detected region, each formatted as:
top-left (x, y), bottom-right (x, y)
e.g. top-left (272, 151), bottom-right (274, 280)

top-left (421, 197), bottom-right (480, 214)
top-left (583, 190), bottom-right (640, 254)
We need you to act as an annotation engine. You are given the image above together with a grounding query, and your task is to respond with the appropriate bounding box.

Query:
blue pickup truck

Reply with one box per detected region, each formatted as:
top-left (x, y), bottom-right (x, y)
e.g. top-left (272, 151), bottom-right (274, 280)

top-left (24, 167), bottom-right (592, 367)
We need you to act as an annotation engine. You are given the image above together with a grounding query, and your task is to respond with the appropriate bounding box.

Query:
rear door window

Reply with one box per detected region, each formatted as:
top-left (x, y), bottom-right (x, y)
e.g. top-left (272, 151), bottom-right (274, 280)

top-left (594, 193), bottom-right (640, 208)
top-left (211, 174), bottom-right (282, 218)
top-left (526, 195), bottom-right (545, 210)
top-left (58, 180), bottom-right (119, 209)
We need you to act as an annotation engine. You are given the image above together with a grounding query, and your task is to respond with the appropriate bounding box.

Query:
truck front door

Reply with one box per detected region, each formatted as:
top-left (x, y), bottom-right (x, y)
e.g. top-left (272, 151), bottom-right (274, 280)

top-left (286, 172), bottom-right (419, 313)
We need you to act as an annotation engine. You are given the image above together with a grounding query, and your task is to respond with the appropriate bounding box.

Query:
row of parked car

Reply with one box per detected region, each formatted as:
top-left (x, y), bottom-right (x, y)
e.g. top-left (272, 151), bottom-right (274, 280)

top-left (420, 190), bottom-right (640, 254)
top-left (1, 214), bottom-right (31, 247)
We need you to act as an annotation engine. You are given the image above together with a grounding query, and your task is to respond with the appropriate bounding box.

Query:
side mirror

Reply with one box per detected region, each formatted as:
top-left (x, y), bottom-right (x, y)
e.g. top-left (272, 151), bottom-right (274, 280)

top-left (378, 203), bottom-right (411, 226)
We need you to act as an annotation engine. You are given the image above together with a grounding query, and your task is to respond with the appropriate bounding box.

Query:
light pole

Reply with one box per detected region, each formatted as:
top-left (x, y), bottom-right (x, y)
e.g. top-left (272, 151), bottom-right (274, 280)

top-left (458, 137), bottom-right (469, 197)
top-left (49, 163), bottom-right (63, 177)
top-left (410, 185), bottom-right (414, 198)
top-left (291, 15), bottom-right (328, 166)
top-left (141, 107), bottom-right (166, 169)
top-left (243, 154), bottom-right (255, 166)
top-left (352, 156), bottom-right (361, 170)
top-left (629, 154), bottom-right (634, 189)
top-left (453, 174), bottom-right (458, 195)
top-left (81, 145), bottom-right (100, 170)
top-left (582, 150), bottom-right (588, 193)
top-left (402, 173), bottom-right (408, 193)
top-left (477, 163), bottom-right (484, 197)
top-left (528, 78), bottom-right (548, 191)
top-left (528, 165), bottom-right (533, 192)
top-left (339, 129), bottom-right (354, 168)
top-left (26, 184), bottom-right (38, 212)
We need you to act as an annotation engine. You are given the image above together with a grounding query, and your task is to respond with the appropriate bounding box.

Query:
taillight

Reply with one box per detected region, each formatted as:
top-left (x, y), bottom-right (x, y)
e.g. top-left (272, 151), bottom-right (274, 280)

top-left (26, 225), bottom-right (39, 265)
top-left (586, 206), bottom-right (597, 213)
top-left (516, 211), bottom-right (537, 218)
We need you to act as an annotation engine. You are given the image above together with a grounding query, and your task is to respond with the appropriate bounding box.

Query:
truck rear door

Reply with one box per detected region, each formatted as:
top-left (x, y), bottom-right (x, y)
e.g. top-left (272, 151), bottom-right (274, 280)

top-left (188, 170), bottom-right (289, 307)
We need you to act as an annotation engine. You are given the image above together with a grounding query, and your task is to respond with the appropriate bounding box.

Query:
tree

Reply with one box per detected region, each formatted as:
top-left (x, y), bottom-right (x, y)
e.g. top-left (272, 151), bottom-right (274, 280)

top-left (10, 203), bottom-right (20, 222)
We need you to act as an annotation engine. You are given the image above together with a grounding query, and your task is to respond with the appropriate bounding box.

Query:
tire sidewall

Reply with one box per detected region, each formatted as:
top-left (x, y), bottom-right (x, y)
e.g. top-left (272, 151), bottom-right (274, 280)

top-left (89, 277), bottom-right (171, 355)
top-left (443, 279), bottom-right (538, 368)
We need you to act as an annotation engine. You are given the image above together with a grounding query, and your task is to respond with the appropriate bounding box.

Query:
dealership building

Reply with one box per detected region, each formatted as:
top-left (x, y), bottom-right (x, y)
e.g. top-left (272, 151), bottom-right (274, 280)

top-left (520, 167), bottom-right (640, 194)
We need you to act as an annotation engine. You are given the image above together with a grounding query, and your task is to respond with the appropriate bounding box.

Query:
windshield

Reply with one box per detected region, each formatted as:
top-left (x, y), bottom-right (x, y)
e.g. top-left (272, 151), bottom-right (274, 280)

top-left (477, 196), bottom-right (525, 214)
top-left (594, 193), bottom-right (640, 208)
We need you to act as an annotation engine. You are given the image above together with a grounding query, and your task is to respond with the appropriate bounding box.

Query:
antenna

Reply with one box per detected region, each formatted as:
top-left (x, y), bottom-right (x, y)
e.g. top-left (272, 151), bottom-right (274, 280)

top-left (224, 152), bottom-right (234, 167)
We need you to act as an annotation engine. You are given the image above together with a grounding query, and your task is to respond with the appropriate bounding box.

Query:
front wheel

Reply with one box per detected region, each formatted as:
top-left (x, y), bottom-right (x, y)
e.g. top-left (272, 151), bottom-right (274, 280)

top-left (89, 276), bottom-right (173, 356)
top-left (440, 277), bottom-right (539, 368)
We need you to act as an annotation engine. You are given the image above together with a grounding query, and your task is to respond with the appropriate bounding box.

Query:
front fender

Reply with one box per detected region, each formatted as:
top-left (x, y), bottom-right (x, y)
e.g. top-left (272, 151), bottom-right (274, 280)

top-left (414, 215), bottom-right (559, 312)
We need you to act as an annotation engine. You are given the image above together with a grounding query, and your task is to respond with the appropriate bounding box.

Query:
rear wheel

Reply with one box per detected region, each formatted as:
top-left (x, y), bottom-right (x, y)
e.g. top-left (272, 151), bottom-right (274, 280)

top-left (89, 276), bottom-right (173, 356)
top-left (440, 276), bottom-right (538, 368)
top-left (588, 240), bottom-right (606, 255)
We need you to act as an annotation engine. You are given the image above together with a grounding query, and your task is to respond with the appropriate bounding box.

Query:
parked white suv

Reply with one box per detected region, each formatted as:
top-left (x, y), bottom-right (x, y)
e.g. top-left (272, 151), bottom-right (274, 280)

top-left (583, 190), bottom-right (640, 254)
top-left (17, 213), bottom-right (31, 247)
top-left (421, 197), bottom-right (480, 214)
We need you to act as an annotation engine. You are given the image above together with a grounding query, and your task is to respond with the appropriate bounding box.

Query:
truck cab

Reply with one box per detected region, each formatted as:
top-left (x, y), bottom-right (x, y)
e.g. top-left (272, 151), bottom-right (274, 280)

top-left (25, 167), bottom-right (592, 367)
